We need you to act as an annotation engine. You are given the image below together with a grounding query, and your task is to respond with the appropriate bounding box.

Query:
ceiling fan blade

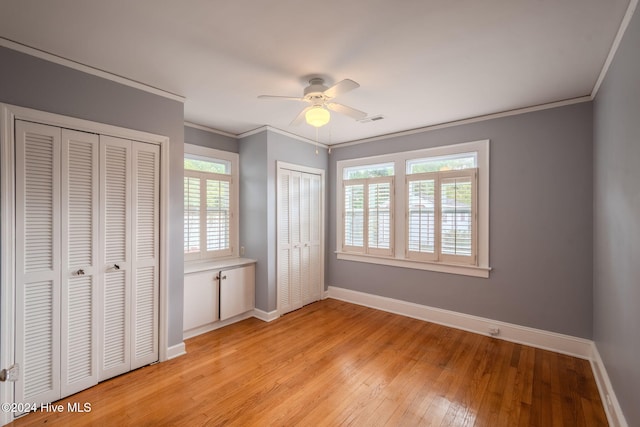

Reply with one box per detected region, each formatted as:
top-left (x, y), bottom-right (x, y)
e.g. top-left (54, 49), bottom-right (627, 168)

top-left (323, 79), bottom-right (360, 99)
top-left (290, 106), bottom-right (312, 126)
top-left (326, 102), bottom-right (367, 120)
top-left (258, 95), bottom-right (305, 101)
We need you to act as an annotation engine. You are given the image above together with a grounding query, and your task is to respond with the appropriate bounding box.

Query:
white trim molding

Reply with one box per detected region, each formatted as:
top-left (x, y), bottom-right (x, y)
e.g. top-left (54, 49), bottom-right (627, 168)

top-left (184, 121), bottom-right (237, 138)
top-left (0, 38), bottom-right (185, 103)
top-left (328, 286), bottom-right (593, 359)
top-left (590, 343), bottom-right (628, 427)
top-left (253, 308), bottom-right (279, 322)
top-left (166, 343), bottom-right (187, 360)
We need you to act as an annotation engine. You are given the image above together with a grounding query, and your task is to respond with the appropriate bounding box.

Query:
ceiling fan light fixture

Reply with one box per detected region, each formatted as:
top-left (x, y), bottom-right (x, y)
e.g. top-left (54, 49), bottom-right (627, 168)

top-left (305, 106), bottom-right (330, 127)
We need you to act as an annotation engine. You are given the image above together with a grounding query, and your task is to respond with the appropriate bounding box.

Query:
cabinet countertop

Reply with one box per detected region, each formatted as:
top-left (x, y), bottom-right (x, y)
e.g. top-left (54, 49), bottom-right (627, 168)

top-left (184, 258), bottom-right (257, 275)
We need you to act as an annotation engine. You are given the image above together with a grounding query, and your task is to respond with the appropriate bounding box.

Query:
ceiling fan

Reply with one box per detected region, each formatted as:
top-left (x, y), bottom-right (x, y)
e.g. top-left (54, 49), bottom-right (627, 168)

top-left (258, 78), bottom-right (367, 128)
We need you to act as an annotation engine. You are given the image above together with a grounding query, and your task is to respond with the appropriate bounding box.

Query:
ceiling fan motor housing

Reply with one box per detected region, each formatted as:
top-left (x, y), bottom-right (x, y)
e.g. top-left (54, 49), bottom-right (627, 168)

top-left (304, 78), bottom-right (329, 101)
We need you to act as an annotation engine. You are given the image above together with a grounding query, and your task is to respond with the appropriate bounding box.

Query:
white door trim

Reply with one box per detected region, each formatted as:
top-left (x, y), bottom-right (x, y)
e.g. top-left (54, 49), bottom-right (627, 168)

top-left (276, 161), bottom-right (325, 316)
top-left (0, 103), bottom-right (170, 425)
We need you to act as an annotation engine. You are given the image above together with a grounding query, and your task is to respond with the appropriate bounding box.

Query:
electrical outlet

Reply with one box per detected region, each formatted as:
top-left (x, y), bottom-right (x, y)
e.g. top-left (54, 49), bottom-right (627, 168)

top-left (488, 327), bottom-right (500, 336)
top-left (240, 246), bottom-right (245, 256)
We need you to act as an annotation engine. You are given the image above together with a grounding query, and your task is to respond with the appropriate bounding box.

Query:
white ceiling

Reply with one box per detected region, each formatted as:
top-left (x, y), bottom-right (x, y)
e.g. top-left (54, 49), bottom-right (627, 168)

top-left (0, 0), bottom-right (631, 144)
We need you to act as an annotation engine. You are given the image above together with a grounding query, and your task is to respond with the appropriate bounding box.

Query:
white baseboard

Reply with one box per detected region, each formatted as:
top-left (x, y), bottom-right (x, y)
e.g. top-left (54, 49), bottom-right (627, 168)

top-left (183, 310), bottom-right (256, 339)
top-left (328, 286), bottom-right (592, 359)
top-left (322, 289), bottom-right (329, 299)
top-left (166, 342), bottom-right (186, 360)
top-left (253, 308), bottom-right (279, 322)
top-left (590, 343), bottom-right (628, 427)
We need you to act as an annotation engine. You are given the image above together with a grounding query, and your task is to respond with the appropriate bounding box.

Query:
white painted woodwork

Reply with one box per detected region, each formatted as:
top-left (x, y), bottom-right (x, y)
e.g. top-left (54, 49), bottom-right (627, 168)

top-left (131, 142), bottom-right (160, 370)
top-left (15, 120), bottom-right (62, 407)
top-left (220, 265), bottom-right (256, 321)
top-left (13, 121), bottom-right (160, 409)
top-left (277, 165), bottom-right (323, 315)
top-left (60, 128), bottom-right (100, 397)
top-left (183, 271), bottom-right (219, 331)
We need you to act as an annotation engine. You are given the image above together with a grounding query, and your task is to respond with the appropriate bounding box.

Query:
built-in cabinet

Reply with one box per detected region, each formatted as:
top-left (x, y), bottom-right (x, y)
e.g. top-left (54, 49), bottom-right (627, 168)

top-left (14, 120), bottom-right (159, 408)
top-left (183, 261), bottom-right (255, 338)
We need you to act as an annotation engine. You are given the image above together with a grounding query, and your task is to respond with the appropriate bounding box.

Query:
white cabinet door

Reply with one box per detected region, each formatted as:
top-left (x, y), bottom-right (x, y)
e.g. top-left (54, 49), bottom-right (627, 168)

top-left (220, 265), bottom-right (255, 321)
top-left (183, 271), bottom-right (218, 331)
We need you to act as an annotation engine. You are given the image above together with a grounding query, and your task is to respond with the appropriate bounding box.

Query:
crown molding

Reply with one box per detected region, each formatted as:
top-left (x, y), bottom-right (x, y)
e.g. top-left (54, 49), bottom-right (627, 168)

top-left (330, 96), bottom-right (592, 149)
top-left (591, 0), bottom-right (639, 98)
top-left (0, 37), bottom-right (185, 103)
top-left (184, 121), bottom-right (237, 138)
top-left (237, 125), bottom-right (329, 149)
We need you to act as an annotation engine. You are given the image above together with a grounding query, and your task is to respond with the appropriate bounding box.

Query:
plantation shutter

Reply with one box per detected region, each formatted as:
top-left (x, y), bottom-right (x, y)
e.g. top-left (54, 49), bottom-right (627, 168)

top-left (439, 169), bottom-right (478, 265)
top-left (367, 177), bottom-right (394, 256)
top-left (206, 176), bottom-right (232, 256)
top-left (183, 175), bottom-right (200, 257)
top-left (343, 180), bottom-right (365, 252)
top-left (15, 120), bottom-right (62, 407)
top-left (406, 173), bottom-right (438, 261)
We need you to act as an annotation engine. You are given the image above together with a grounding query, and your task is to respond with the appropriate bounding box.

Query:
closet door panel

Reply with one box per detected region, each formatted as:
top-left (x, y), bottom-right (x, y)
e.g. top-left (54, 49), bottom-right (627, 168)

top-left (131, 142), bottom-right (159, 369)
top-left (14, 120), bottom-right (62, 407)
top-left (308, 173), bottom-right (322, 302)
top-left (99, 135), bottom-right (132, 381)
top-left (277, 170), bottom-right (292, 313)
top-left (60, 129), bottom-right (99, 397)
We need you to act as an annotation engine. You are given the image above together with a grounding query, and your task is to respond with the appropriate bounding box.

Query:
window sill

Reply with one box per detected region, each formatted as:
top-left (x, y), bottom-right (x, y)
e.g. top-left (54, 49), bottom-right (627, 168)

top-left (335, 251), bottom-right (491, 278)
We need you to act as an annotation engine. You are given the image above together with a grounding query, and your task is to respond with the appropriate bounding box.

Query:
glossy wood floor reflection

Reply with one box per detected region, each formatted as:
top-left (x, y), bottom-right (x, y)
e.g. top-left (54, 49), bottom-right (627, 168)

top-left (11, 299), bottom-right (607, 426)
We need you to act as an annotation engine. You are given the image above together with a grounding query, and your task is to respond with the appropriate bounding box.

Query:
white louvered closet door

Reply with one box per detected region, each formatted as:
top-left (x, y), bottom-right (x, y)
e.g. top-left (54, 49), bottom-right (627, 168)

top-left (60, 129), bottom-right (100, 397)
top-left (277, 170), bottom-right (293, 314)
top-left (130, 142), bottom-right (159, 370)
top-left (99, 135), bottom-right (132, 381)
top-left (15, 120), bottom-right (62, 407)
top-left (277, 168), bottom-right (323, 315)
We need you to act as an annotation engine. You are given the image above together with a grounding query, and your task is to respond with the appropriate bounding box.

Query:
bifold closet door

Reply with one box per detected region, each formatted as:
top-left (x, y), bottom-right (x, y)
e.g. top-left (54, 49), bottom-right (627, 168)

top-left (15, 121), bottom-right (62, 406)
top-left (60, 129), bottom-right (100, 397)
top-left (277, 169), bottom-right (322, 315)
top-left (98, 135), bottom-right (159, 381)
top-left (15, 122), bottom-right (100, 405)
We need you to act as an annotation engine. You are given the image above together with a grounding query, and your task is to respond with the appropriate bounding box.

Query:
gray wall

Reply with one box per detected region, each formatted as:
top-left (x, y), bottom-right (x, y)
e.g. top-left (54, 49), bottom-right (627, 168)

top-left (239, 129), bottom-right (328, 312)
top-left (184, 125), bottom-right (238, 153)
top-left (329, 102), bottom-right (594, 338)
top-left (593, 6), bottom-right (640, 426)
top-left (0, 46), bottom-right (186, 347)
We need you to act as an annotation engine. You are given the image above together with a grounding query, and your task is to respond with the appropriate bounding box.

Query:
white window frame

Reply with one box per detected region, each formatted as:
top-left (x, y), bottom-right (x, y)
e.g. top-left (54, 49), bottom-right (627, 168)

top-left (336, 139), bottom-right (490, 278)
top-left (184, 144), bottom-right (239, 261)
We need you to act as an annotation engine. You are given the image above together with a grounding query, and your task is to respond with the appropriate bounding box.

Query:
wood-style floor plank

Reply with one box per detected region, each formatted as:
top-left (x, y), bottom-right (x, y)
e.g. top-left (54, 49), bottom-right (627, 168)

top-left (9, 299), bottom-right (608, 426)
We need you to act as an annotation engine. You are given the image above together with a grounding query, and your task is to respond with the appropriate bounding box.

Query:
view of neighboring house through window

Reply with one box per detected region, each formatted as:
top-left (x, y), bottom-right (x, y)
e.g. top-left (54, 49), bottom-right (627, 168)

top-left (184, 145), bottom-right (238, 260)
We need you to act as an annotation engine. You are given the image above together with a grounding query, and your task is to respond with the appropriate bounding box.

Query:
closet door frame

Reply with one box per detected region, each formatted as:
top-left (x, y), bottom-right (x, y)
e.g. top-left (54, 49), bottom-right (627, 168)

top-left (276, 161), bottom-right (325, 316)
top-left (0, 103), bottom-right (171, 426)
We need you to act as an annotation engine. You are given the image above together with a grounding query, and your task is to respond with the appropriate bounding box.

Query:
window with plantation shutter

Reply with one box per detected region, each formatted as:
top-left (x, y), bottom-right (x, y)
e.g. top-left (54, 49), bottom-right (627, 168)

top-left (342, 174), bottom-right (394, 256)
top-left (184, 145), bottom-right (238, 261)
top-left (406, 169), bottom-right (477, 264)
top-left (337, 140), bottom-right (489, 278)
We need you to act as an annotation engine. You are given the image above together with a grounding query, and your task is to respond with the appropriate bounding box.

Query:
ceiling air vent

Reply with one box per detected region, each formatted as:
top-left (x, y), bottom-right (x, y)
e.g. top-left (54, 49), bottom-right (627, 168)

top-left (358, 115), bottom-right (385, 123)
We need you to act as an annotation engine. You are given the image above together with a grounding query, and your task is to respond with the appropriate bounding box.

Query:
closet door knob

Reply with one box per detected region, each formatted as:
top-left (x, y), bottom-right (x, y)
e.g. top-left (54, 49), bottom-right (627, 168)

top-left (76, 269), bottom-right (85, 276)
top-left (113, 264), bottom-right (120, 270)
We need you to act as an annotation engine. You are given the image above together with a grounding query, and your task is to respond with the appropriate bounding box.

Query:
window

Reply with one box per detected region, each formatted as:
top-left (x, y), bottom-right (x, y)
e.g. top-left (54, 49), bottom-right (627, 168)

top-left (184, 145), bottom-right (239, 261)
top-left (336, 140), bottom-right (489, 278)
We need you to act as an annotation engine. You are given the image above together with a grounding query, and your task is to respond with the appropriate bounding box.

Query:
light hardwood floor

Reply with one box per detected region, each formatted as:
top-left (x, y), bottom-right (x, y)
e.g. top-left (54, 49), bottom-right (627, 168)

top-left (10, 299), bottom-right (607, 426)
